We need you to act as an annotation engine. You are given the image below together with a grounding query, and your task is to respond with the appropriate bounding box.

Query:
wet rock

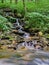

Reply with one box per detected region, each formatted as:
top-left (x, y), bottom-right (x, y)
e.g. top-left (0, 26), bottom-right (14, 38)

top-left (12, 29), bottom-right (24, 36)
top-left (17, 13), bottom-right (22, 18)
top-left (16, 26), bottom-right (20, 30)
top-left (12, 40), bottom-right (17, 45)
top-left (13, 47), bottom-right (16, 50)
top-left (44, 30), bottom-right (49, 34)
top-left (7, 12), bottom-right (14, 17)
top-left (44, 46), bottom-right (49, 51)
top-left (46, 38), bottom-right (49, 41)
top-left (21, 53), bottom-right (33, 61)
top-left (19, 31), bottom-right (24, 35)
top-left (0, 45), bottom-right (3, 49)
top-left (30, 33), bottom-right (37, 36)
top-left (0, 40), bottom-right (11, 45)
top-left (16, 35), bottom-right (24, 43)
top-left (20, 46), bottom-right (28, 51)
top-left (12, 30), bottom-right (18, 33)
top-left (47, 43), bottom-right (49, 46)
top-left (7, 45), bottom-right (16, 50)
top-left (29, 28), bottom-right (40, 34)
top-left (6, 16), bottom-right (16, 22)
top-left (24, 37), bottom-right (33, 42)
top-left (40, 37), bottom-right (48, 46)
top-left (38, 31), bottom-right (43, 36)
top-left (20, 18), bottom-right (25, 27)
top-left (14, 10), bottom-right (23, 18)
top-left (24, 36), bottom-right (40, 42)
top-left (34, 44), bottom-right (42, 50)
top-left (3, 8), bottom-right (12, 12)
top-left (1, 45), bottom-right (8, 49)
top-left (1, 37), bottom-right (10, 40)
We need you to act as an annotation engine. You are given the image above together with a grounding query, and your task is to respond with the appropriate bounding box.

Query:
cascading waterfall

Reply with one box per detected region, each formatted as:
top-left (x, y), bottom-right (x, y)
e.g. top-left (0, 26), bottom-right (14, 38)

top-left (15, 19), bottom-right (38, 49)
top-left (16, 18), bottom-right (30, 38)
top-left (16, 19), bottom-right (20, 26)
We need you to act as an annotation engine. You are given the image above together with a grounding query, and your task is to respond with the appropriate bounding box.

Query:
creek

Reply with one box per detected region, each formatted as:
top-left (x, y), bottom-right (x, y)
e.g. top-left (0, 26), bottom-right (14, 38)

top-left (0, 18), bottom-right (49, 65)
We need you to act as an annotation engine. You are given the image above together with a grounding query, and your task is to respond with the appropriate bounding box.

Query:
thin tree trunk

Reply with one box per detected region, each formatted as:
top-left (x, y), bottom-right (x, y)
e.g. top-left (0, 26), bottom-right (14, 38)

top-left (23, 0), bottom-right (27, 17)
top-left (15, 0), bottom-right (18, 3)
top-left (1, 0), bottom-right (4, 3)
top-left (10, 0), bottom-right (12, 3)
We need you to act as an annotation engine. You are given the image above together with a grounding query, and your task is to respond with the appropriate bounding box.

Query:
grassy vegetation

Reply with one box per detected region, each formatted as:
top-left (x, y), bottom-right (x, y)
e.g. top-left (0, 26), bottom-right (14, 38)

top-left (0, 15), bottom-right (13, 31)
top-left (25, 12), bottom-right (49, 32)
top-left (0, 0), bottom-right (49, 32)
top-left (0, 0), bottom-right (49, 13)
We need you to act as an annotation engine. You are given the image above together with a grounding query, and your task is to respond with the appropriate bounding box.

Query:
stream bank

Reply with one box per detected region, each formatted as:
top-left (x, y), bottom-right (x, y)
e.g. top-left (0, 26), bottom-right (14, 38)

top-left (0, 8), bottom-right (49, 65)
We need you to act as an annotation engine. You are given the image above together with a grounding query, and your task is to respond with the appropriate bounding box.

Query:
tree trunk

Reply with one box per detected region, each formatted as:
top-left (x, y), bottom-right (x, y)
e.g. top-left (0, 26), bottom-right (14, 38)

top-left (10, 0), bottom-right (12, 3)
top-left (1, 0), bottom-right (4, 3)
top-left (15, 0), bottom-right (18, 3)
top-left (23, 0), bottom-right (27, 16)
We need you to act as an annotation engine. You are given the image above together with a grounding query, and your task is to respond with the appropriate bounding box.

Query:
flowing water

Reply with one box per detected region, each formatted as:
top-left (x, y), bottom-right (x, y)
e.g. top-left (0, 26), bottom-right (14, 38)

top-left (0, 51), bottom-right (49, 65)
top-left (0, 18), bottom-right (49, 65)
top-left (15, 19), bottom-right (39, 49)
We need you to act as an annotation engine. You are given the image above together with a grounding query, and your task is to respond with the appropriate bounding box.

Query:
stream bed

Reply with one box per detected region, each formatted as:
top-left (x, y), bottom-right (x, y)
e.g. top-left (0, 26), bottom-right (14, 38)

top-left (0, 50), bottom-right (49, 65)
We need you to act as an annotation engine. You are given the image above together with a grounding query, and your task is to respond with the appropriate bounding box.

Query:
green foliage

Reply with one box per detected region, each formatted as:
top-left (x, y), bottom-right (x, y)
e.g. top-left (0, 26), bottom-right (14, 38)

top-left (6, 16), bottom-right (16, 23)
top-left (0, 0), bottom-right (49, 14)
top-left (25, 12), bottom-right (49, 32)
top-left (0, 15), bottom-right (12, 31)
top-left (0, 0), bottom-right (49, 32)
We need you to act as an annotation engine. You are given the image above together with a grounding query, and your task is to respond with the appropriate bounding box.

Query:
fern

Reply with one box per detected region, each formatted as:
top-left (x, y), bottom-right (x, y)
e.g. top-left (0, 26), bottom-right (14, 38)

top-left (25, 12), bottom-right (49, 32)
top-left (0, 15), bottom-right (13, 31)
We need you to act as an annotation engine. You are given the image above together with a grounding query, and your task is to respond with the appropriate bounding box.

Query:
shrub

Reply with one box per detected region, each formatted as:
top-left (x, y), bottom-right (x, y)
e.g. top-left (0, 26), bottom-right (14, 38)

top-left (0, 15), bottom-right (13, 31)
top-left (25, 12), bottom-right (49, 32)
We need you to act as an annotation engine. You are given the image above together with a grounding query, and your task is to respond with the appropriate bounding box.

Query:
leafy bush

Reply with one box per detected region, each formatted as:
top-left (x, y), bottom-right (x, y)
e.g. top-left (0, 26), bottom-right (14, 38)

top-left (25, 12), bottom-right (49, 32)
top-left (0, 15), bottom-right (12, 31)
top-left (6, 16), bottom-right (16, 23)
top-left (0, 0), bottom-right (49, 14)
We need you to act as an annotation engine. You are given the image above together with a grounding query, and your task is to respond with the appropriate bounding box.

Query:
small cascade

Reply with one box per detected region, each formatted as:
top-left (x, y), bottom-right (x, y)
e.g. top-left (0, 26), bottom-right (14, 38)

top-left (16, 18), bottom-right (30, 38)
top-left (16, 19), bottom-right (23, 30)
top-left (14, 18), bottom-right (42, 50)
top-left (23, 32), bottom-right (30, 38)
top-left (16, 19), bottom-right (19, 26)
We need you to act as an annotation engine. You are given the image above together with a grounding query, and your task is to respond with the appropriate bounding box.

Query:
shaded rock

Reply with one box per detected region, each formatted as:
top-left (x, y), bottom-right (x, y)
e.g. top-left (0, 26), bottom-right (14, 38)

top-left (6, 12), bottom-right (14, 17)
top-left (17, 13), bottom-right (22, 18)
top-left (19, 46), bottom-right (28, 51)
top-left (12, 30), bottom-right (18, 33)
top-left (47, 43), bottom-right (49, 46)
top-left (44, 46), bottom-right (49, 51)
top-left (16, 26), bottom-right (21, 30)
top-left (40, 37), bottom-right (48, 46)
top-left (0, 40), bottom-right (11, 45)
top-left (12, 29), bottom-right (24, 36)
top-left (16, 35), bottom-right (24, 43)
top-left (18, 30), bottom-right (24, 35)
top-left (30, 33), bottom-right (37, 36)
top-left (1, 37), bottom-right (10, 40)
top-left (24, 36), bottom-right (40, 42)
top-left (7, 45), bottom-right (16, 50)
top-left (1, 45), bottom-right (8, 49)
top-left (6, 15), bottom-right (16, 22)
top-left (3, 8), bottom-right (12, 12)
top-left (29, 28), bottom-right (40, 34)
top-left (24, 37), bottom-right (33, 42)
top-left (14, 9), bottom-right (23, 18)
top-left (34, 44), bottom-right (43, 50)
top-left (38, 31), bottom-right (43, 36)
